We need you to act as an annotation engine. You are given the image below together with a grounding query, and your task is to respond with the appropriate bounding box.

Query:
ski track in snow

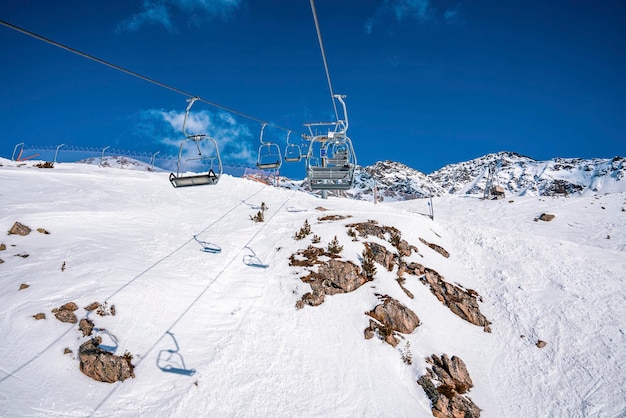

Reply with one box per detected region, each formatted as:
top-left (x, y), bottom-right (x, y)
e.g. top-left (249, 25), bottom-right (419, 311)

top-left (0, 158), bottom-right (625, 417)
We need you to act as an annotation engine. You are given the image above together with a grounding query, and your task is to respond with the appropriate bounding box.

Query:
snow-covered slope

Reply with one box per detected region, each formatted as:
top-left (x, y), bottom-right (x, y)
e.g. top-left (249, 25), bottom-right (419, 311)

top-left (0, 157), bottom-right (625, 417)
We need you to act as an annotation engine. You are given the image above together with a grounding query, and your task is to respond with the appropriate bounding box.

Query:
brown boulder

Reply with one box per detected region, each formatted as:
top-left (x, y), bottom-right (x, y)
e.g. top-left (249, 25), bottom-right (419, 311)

top-left (298, 259), bottom-right (366, 307)
top-left (78, 338), bottom-right (135, 383)
top-left (367, 296), bottom-right (420, 334)
top-left (79, 318), bottom-right (95, 337)
top-left (538, 213), bottom-right (555, 222)
top-left (8, 222), bottom-right (31, 236)
top-left (52, 302), bottom-right (79, 324)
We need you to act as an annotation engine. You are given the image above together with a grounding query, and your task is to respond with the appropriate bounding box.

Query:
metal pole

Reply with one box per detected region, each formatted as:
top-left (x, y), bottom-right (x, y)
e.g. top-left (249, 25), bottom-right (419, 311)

top-left (12, 142), bottom-right (24, 161)
top-left (100, 146), bottom-right (110, 167)
top-left (150, 151), bottom-right (160, 171)
top-left (53, 143), bottom-right (65, 164)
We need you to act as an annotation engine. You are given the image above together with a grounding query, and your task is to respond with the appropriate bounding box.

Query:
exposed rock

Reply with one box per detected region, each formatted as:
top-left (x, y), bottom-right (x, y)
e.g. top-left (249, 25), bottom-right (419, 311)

top-left (78, 337), bottom-right (135, 383)
top-left (367, 296), bottom-right (420, 334)
top-left (346, 220), bottom-right (400, 241)
top-left (404, 263), bottom-right (491, 332)
top-left (536, 340), bottom-right (547, 348)
top-left (19, 283), bottom-right (29, 290)
top-left (299, 258), bottom-right (367, 307)
top-left (0, 259), bottom-right (3, 264)
top-left (366, 242), bottom-right (396, 271)
top-left (37, 228), bottom-right (50, 235)
top-left (33, 313), bottom-right (46, 320)
top-left (8, 222), bottom-right (31, 236)
top-left (15, 253), bottom-right (29, 258)
top-left (418, 354), bottom-right (481, 418)
top-left (318, 214), bottom-right (352, 221)
top-left (52, 302), bottom-right (79, 324)
top-left (84, 302), bottom-right (100, 311)
top-left (64, 348), bottom-right (73, 355)
top-left (538, 213), bottom-right (555, 222)
top-left (365, 296), bottom-right (420, 347)
top-left (419, 237), bottom-right (450, 258)
top-left (0, 243), bottom-right (6, 251)
top-left (79, 318), bottom-right (95, 337)
top-left (289, 245), bottom-right (326, 267)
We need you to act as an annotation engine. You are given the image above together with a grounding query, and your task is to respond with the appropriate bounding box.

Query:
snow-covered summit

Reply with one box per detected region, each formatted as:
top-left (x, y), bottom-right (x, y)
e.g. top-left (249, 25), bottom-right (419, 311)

top-left (346, 152), bottom-right (626, 202)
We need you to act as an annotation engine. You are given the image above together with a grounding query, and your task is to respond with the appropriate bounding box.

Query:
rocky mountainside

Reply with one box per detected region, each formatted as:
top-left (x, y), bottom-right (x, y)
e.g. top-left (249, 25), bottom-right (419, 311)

top-left (349, 152), bottom-right (626, 202)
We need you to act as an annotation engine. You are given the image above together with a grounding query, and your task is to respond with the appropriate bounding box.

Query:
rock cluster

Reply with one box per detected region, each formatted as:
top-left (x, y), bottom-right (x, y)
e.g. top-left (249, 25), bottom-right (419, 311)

top-left (417, 354), bottom-right (481, 418)
top-left (348, 226), bottom-right (490, 332)
top-left (78, 337), bottom-right (135, 383)
top-left (407, 264), bottom-right (491, 332)
top-left (295, 255), bottom-right (367, 308)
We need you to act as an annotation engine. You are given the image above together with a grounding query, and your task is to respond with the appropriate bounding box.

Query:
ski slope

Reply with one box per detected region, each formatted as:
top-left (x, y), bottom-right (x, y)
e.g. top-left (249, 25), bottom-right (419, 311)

top-left (0, 157), bottom-right (624, 417)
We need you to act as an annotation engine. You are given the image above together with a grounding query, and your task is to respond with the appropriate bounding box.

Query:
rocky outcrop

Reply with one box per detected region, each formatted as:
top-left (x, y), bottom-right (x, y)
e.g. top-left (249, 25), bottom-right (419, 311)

top-left (8, 222), bottom-right (31, 236)
top-left (418, 354), bottom-right (481, 418)
top-left (405, 263), bottom-right (491, 332)
top-left (52, 302), bottom-right (79, 324)
top-left (78, 337), bottom-right (135, 383)
top-left (346, 220), bottom-right (400, 241)
top-left (419, 238), bottom-right (450, 258)
top-left (365, 296), bottom-right (420, 347)
top-left (366, 242), bottom-right (396, 271)
top-left (298, 258), bottom-right (366, 307)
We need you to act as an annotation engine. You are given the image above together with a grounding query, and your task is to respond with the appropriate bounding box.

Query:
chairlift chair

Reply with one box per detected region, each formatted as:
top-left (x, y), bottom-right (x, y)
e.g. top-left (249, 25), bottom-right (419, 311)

top-left (304, 95), bottom-right (357, 190)
top-left (256, 123), bottom-right (282, 170)
top-left (169, 97), bottom-right (223, 188)
top-left (283, 131), bottom-right (303, 163)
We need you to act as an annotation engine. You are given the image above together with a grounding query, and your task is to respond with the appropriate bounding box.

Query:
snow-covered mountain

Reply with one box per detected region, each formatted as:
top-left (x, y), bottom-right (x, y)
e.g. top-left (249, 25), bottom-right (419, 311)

top-left (349, 152), bottom-right (626, 202)
top-left (428, 152), bottom-right (626, 197)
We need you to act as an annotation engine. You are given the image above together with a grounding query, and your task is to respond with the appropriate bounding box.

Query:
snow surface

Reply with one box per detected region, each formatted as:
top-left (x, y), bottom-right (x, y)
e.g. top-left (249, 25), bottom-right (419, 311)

top-left (0, 157), bottom-right (625, 417)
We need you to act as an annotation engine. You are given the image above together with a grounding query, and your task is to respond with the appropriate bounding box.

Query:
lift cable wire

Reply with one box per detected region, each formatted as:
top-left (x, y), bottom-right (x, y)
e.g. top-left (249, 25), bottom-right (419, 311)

top-left (309, 0), bottom-right (339, 123)
top-left (0, 18), bottom-right (296, 135)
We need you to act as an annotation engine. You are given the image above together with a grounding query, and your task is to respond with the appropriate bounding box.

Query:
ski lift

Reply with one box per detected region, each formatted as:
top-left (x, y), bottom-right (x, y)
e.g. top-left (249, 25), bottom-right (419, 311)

top-left (284, 131), bottom-right (303, 163)
top-left (484, 160), bottom-right (505, 200)
top-left (256, 123), bottom-right (282, 170)
top-left (193, 235), bottom-right (221, 253)
top-left (304, 95), bottom-right (356, 190)
top-left (169, 97), bottom-right (223, 188)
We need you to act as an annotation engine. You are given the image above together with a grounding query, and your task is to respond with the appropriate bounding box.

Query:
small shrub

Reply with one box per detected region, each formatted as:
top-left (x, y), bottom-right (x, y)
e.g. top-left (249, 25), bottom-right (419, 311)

top-left (250, 202), bottom-right (268, 223)
top-left (327, 235), bottom-right (343, 255)
top-left (250, 210), bottom-right (265, 222)
top-left (311, 234), bottom-right (321, 244)
top-left (389, 230), bottom-right (402, 249)
top-left (401, 341), bottom-right (413, 365)
top-left (295, 220), bottom-right (311, 240)
top-left (361, 245), bottom-right (377, 278)
top-left (347, 228), bottom-right (358, 241)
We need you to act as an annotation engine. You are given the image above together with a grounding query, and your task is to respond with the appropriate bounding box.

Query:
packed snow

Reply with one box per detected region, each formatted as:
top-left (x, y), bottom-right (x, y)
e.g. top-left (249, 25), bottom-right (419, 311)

top-left (0, 157), bottom-right (624, 417)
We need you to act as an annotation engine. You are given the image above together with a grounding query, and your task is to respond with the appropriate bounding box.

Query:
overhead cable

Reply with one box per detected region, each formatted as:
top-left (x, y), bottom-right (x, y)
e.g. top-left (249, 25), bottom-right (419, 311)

top-left (309, 0), bottom-right (340, 123)
top-left (0, 19), bottom-right (295, 134)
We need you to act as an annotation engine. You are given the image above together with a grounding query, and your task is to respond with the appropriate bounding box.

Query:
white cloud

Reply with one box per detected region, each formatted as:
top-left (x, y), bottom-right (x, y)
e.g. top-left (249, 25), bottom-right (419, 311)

top-left (365, 0), bottom-right (461, 33)
top-left (139, 107), bottom-right (255, 165)
top-left (117, 0), bottom-right (242, 33)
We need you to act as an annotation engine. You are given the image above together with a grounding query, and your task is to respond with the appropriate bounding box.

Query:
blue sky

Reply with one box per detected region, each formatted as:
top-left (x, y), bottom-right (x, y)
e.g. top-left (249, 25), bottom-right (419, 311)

top-left (1, 0), bottom-right (624, 178)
